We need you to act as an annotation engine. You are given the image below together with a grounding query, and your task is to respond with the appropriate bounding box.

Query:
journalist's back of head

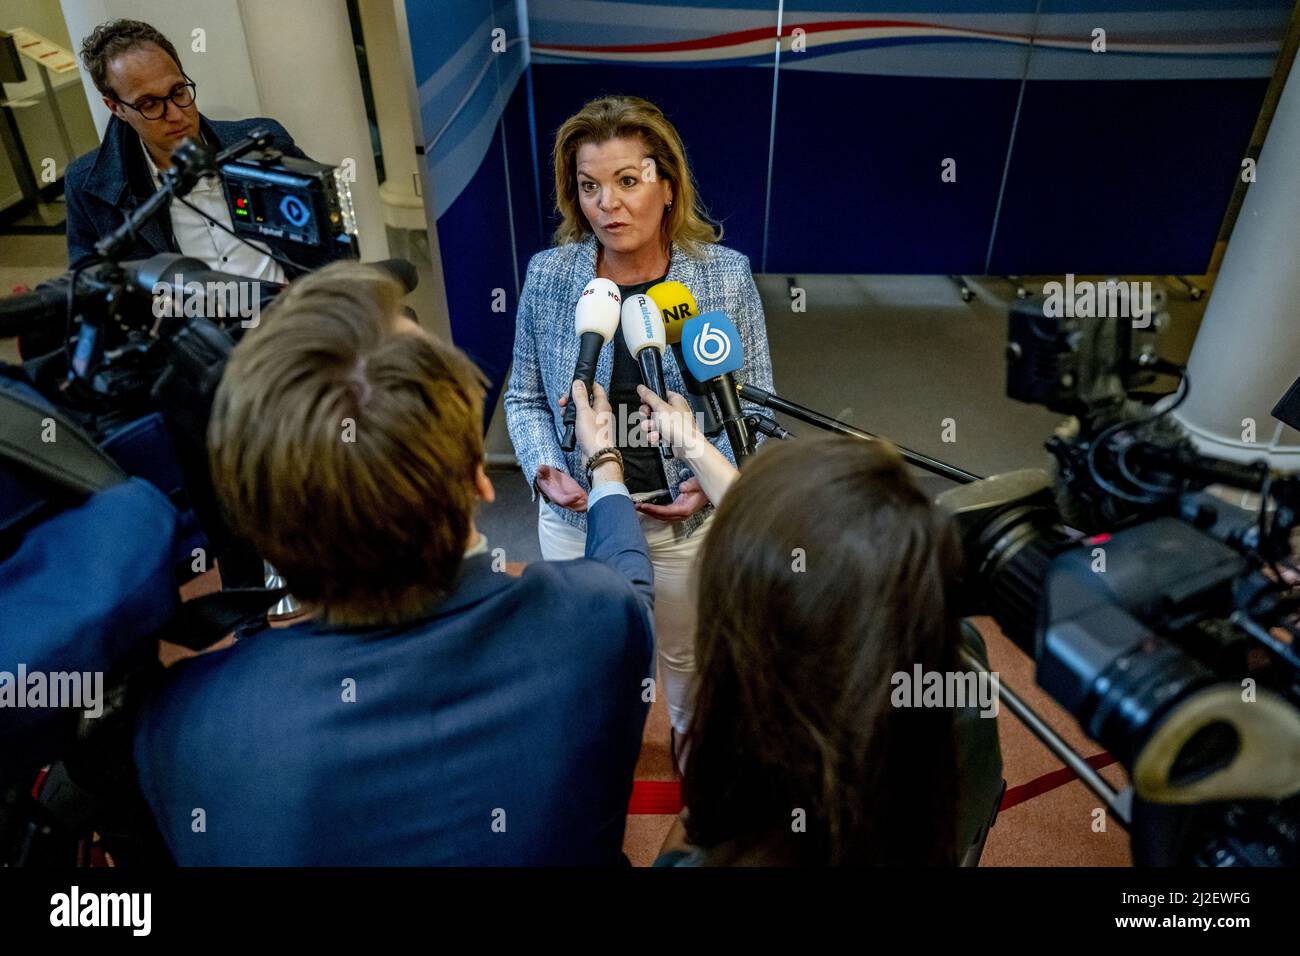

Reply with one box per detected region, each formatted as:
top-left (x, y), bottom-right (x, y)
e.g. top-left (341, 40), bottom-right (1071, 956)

top-left (132, 263), bottom-right (656, 865)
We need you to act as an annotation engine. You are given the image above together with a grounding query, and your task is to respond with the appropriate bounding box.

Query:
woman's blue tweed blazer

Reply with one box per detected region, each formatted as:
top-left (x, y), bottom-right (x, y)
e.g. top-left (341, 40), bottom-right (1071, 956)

top-left (505, 233), bottom-right (777, 537)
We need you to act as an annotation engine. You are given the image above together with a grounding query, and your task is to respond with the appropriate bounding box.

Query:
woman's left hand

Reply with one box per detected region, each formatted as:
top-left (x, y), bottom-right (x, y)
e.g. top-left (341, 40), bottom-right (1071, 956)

top-left (635, 476), bottom-right (709, 523)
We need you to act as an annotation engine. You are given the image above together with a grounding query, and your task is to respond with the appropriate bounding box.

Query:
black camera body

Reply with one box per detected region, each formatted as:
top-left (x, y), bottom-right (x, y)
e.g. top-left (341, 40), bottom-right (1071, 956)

top-left (940, 295), bottom-right (1300, 865)
top-left (222, 149), bottom-right (357, 259)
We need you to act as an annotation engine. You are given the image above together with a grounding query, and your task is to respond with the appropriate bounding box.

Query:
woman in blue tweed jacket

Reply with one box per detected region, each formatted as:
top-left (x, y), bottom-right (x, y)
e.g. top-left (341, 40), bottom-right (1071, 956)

top-left (505, 95), bottom-right (776, 753)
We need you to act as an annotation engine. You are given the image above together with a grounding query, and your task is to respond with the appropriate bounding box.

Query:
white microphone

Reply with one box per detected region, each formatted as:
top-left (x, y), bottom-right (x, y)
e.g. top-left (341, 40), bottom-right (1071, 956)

top-left (621, 293), bottom-right (673, 460)
top-left (562, 278), bottom-right (621, 452)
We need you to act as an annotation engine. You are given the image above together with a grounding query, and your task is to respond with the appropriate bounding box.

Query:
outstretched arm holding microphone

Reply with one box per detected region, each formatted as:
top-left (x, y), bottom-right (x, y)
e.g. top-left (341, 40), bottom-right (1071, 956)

top-left (636, 384), bottom-right (739, 507)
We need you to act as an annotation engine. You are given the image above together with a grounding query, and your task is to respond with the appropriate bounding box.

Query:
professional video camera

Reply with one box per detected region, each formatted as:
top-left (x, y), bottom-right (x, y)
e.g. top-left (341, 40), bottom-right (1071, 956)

top-left (938, 295), bottom-right (1300, 866)
top-left (2, 128), bottom-right (358, 418)
top-left (0, 131), bottom-right (394, 865)
top-left (738, 293), bottom-right (1300, 866)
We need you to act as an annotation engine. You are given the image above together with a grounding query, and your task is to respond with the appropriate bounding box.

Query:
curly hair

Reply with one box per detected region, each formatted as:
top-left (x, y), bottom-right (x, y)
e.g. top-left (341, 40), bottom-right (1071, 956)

top-left (79, 19), bottom-right (185, 99)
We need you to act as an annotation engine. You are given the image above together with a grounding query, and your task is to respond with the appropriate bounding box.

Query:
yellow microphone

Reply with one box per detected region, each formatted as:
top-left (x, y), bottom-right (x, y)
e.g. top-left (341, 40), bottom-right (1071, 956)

top-left (647, 280), bottom-right (697, 346)
top-left (646, 280), bottom-right (721, 436)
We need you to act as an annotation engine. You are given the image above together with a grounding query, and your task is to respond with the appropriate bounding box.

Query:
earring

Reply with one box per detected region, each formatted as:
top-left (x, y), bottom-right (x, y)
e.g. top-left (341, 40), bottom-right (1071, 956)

top-left (665, 201), bottom-right (674, 212)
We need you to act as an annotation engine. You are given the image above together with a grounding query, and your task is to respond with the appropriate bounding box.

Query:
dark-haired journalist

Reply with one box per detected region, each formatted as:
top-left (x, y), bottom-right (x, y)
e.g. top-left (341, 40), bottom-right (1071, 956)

top-left (635, 386), bottom-right (1005, 866)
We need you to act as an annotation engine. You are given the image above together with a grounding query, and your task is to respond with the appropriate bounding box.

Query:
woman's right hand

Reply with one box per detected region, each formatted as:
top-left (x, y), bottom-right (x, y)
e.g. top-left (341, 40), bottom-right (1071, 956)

top-left (535, 463), bottom-right (588, 512)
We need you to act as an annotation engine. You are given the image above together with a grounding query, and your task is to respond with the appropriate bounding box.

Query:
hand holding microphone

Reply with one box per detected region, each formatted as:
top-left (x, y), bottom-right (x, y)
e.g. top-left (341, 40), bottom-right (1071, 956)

top-left (637, 384), bottom-right (740, 508)
top-left (570, 379), bottom-right (617, 465)
top-left (545, 377), bottom-right (621, 510)
top-left (635, 384), bottom-right (704, 459)
top-left (620, 293), bottom-right (674, 460)
top-left (681, 310), bottom-right (755, 464)
top-left (561, 278), bottom-right (621, 452)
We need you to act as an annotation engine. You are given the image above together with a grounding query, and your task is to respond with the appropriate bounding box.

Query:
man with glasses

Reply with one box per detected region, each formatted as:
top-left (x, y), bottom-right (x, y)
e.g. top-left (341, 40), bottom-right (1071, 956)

top-left (65, 19), bottom-right (334, 277)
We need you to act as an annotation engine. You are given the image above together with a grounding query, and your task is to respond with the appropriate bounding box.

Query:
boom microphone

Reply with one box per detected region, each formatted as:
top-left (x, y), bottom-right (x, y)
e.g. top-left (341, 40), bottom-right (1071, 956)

top-left (681, 310), bottom-right (755, 463)
top-left (646, 280), bottom-right (722, 436)
top-left (621, 293), bottom-right (674, 460)
top-left (561, 278), bottom-right (621, 452)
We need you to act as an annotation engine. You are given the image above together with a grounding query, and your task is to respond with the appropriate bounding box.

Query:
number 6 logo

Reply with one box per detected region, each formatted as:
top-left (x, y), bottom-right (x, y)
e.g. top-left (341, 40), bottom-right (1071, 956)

top-left (691, 321), bottom-right (731, 367)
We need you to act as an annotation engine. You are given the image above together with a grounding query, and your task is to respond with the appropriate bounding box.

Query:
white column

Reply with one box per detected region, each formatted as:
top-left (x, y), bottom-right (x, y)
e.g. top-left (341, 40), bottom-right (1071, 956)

top-left (357, 0), bottom-right (423, 232)
top-left (235, 0), bottom-right (388, 260)
top-left (356, 0), bottom-right (451, 342)
top-left (1174, 54), bottom-right (1300, 471)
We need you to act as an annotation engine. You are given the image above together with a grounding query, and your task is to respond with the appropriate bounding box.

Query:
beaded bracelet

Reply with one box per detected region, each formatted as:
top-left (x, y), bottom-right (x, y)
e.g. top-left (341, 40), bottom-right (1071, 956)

top-left (585, 446), bottom-right (624, 484)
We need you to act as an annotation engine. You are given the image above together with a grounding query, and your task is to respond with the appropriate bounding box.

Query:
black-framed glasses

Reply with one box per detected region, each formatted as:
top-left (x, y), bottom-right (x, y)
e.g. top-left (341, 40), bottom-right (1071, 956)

top-left (116, 78), bottom-right (197, 121)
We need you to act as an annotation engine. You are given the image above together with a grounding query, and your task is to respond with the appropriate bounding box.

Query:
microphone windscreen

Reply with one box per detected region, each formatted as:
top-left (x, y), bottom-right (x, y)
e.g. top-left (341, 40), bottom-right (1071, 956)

top-left (681, 310), bottom-right (744, 382)
top-left (371, 258), bottom-right (419, 293)
top-left (576, 278), bottom-right (622, 337)
top-left (621, 293), bottom-right (666, 355)
top-left (646, 280), bottom-right (697, 345)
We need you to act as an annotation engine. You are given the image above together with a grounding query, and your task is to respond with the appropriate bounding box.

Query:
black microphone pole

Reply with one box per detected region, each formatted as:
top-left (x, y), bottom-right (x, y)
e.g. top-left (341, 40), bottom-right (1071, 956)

top-left (713, 372), bottom-right (755, 462)
top-left (637, 348), bottom-right (675, 460)
top-left (739, 382), bottom-right (981, 485)
top-left (746, 414), bottom-right (793, 440)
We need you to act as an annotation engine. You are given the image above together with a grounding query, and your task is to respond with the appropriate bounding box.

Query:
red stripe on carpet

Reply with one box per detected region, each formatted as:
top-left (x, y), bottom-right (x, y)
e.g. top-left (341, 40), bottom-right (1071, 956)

top-left (999, 752), bottom-right (1118, 812)
top-left (628, 779), bottom-right (683, 815)
top-left (628, 751), bottom-right (1118, 818)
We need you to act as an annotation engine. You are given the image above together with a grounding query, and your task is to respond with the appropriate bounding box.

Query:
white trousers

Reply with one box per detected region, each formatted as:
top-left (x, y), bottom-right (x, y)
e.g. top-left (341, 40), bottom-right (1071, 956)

top-left (537, 496), bottom-right (711, 734)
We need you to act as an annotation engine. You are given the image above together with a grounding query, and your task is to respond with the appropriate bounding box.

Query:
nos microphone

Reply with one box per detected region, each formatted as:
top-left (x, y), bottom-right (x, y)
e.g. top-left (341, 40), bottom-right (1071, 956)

top-left (561, 278), bottom-right (622, 452)
top-left (621, 293), bottom-right (674, 460)
top-left (681, 310), bottom-right (755, 463)
top-left (646, 280), bottom-right (722, 437)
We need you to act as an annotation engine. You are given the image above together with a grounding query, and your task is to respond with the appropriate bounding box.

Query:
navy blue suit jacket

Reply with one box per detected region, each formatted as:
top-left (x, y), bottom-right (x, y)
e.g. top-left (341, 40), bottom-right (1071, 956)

top-left (64, 114), bottom-right (332, 275)
top-left (133, 493), bottom-right (655, 865)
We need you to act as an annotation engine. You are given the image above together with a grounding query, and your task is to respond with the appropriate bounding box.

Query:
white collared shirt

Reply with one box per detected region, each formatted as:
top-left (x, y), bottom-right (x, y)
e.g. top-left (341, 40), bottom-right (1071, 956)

top-left (140, 138), bottom-right (286, 284)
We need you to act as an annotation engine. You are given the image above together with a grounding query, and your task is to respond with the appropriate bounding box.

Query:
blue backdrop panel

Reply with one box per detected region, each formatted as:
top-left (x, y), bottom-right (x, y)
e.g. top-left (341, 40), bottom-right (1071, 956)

top-left (987, 77), bottom-right (1269, 275)
top-left (402, 0), bottom-right (1294, 435)
top-left (764, 71), bottom-right (1022, 274)
top-left (435, 78), bottom-right (540, 408)
top-left (405, 0), bottom-right (539, 422)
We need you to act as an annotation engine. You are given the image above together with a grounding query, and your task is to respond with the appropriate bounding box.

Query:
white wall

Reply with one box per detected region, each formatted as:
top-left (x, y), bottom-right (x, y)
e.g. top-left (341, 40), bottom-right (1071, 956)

top-left (59, 0), bottom-right (261, 133)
